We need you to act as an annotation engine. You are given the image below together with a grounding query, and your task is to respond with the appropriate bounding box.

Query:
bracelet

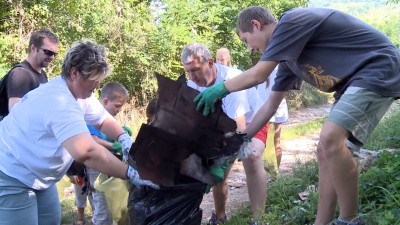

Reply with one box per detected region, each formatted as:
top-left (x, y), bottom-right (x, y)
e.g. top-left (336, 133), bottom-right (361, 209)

top-left (118, 131), bottom-right (128, 140)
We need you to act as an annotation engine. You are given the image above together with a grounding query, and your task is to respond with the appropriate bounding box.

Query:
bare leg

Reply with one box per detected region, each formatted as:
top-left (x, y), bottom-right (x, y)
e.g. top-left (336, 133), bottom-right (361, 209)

top-left (315, 141), bottom-right (337, 225)
top-left (314, 121), bottom-right (359, 224)
top-left (77, 207), bottom-right (85, 224)
top-left (273, 123), bottom-right (283, 168)
top-left (242, 138), bottom-right (268, 220)
top-left (212, 163), bottom-right (233, 220)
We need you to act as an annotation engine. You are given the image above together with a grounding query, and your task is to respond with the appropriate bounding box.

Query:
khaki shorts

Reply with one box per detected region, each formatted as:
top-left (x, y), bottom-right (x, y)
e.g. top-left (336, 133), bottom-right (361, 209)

top-left (327, 87), bottom-right (394, 149)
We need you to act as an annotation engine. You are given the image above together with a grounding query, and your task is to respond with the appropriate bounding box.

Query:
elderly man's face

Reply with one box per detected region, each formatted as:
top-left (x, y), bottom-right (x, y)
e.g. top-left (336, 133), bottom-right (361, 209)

top-left (183, 58), bottom-right (215, 87)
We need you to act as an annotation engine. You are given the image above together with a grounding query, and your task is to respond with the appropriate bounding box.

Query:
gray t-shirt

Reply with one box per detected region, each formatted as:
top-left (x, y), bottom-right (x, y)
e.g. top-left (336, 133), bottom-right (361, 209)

top-left (7, 60), bottom-right (48, 98)
top-left (261, 7), bottom-right (400, 101)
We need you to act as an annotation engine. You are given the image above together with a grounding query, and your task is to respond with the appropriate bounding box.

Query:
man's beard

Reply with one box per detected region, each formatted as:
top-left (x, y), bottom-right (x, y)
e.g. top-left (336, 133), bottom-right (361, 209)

top-left (39, 60), bottom-right (50, 68)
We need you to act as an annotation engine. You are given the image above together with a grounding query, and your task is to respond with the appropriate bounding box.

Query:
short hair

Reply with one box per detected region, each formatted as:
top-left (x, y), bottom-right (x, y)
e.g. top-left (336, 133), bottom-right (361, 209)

top-left (100, 82), bottom-right (129, 101)
top-left (181, 43), bottom-right (212, 65)
top-left (236, 6), bottom-right (277, 34)
top-left (216, 48), bottom-right (232, 67)
top-left (61, 40), bottom-right (110, 81)
top-left (28, 30), bottom-right (59, 53)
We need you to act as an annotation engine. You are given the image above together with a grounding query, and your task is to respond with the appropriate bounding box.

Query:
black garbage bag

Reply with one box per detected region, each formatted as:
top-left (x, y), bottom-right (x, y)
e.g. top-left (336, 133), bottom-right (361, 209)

top-left (128, 177), bottom-right (206, 225)
top-left (127, 74), bottom-right (244, 225)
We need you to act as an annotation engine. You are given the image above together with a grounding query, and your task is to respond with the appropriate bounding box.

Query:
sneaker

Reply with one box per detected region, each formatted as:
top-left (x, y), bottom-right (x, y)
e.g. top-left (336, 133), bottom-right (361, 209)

top-left (332, 217), bottom-right (366, 225)
top-left (208, 212), bottom-right (227, 225)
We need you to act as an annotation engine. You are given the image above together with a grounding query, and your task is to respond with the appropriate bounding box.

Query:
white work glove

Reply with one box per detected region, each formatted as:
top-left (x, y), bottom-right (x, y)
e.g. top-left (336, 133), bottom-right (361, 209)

top-left (127, 166), bottom-right (159, 189)
top-left (236, 139), bottom-right (256, 160)
top-left (224, 132), bottom-right (255, 160)
top-left (118, 132), bottom-right (133, 162)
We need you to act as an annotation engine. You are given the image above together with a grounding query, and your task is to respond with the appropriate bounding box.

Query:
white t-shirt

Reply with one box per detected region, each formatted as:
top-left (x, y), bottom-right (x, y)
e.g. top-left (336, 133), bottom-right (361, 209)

top-left (0, 76), bottom-right (108, 190)
top-left (188, 63), bottom-right (263, 125)
top-left (257, 67), bottom-right (289, 123)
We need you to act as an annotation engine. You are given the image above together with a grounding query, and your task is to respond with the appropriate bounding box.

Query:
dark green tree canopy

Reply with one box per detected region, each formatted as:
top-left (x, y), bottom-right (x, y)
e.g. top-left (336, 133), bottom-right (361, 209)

top-left (1, 0), bottom-right (398, 104)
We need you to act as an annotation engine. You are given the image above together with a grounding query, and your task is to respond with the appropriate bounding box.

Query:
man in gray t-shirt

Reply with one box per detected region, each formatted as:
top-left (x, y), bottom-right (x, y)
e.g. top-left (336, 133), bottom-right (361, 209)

top-left (194, 6), bottom-right (399, 225)
top-left (261, 7), bottom-right (400, 101)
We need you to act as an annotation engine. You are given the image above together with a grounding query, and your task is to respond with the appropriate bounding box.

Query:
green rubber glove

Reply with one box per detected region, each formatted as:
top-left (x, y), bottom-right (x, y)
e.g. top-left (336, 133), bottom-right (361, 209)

top-left (122, 125), bottom-right (132, 136)
top-left (205, 162), bottom-right (230, 193)
top-left (111, 141), bottom-right (122, 154)
top-left (209, 162), bottom-right (229, 182)
top-left (194, 82), bottom-right (230, 116)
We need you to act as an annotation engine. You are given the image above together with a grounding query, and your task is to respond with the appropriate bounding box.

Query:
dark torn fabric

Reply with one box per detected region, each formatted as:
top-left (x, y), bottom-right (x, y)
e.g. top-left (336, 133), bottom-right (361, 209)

top-left (129, 73), bottom-right (244, 186)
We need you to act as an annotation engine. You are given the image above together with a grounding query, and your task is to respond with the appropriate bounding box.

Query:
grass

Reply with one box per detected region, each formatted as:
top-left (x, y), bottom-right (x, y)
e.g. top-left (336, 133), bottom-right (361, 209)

top-left (57, 177), bottom-right (93, 224)
top-left (281, 117), bottom-right (326, 141)
top-left (364, 101), bottom-right (400, 150)
top-left (227, 101), bottom-right (400, 224)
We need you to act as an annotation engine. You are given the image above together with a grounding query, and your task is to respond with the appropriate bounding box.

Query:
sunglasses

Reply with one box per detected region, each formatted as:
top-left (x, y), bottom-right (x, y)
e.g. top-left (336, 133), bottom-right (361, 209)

top-left (40, 48), bottom-right (58, 57)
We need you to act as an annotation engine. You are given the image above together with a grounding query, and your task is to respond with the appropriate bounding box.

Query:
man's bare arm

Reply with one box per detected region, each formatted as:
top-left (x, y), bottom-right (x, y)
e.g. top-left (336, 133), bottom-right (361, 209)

top-left (245, 91), bottom-right (287, 138)
top-left (225, 61), bottom-right (278, 92)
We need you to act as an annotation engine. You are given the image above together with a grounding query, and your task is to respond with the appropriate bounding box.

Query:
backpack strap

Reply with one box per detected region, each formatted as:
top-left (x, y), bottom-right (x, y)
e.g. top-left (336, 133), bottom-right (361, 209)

top-left (0, 62), bottom-right (38, 118)
top-left (12, 62), bottom-right (39, 86)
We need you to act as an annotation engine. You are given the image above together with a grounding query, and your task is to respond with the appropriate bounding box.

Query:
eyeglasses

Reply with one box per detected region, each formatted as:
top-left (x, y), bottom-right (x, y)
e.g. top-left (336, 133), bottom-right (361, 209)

top-left (40, 48), bottom-right (58, 57)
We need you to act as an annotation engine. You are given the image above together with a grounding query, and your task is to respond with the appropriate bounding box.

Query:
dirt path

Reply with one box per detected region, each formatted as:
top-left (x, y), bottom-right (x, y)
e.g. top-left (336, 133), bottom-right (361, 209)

top-left (200, 103), bottom-right (332, 224)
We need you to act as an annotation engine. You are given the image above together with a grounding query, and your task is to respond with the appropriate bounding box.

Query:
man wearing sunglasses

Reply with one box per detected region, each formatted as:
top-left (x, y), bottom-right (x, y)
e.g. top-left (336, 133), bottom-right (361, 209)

top-left (6, 30), bottom-right (59, 110)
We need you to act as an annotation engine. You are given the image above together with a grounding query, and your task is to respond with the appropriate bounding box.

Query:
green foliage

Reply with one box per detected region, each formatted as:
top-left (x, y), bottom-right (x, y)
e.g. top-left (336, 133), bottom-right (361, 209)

top-left (60, 198), bottom-right (93, 224)
top-left (357, 4), bottom-right (400, 48)
top-left (0, 67), bottom-right (7, 79)
top-left (227, 160), bottom-right (320, 225)
top-left (229, 106), bottom-right (400, 224)
top-left (359, 151), bottom-right (400, 224)
top-left (309, 0), bottom-right (400, 48)
top-left (0, 0), bottom-right (158, 104)
top-left (364, 102), bottom-right (400, 150)
top-left (57, 177), bottom-right (93, 224)
top-left (287, 83), bottom-right (331, 110)
top-left (0, 0), bottom-right (309, 105)
top-left (60, 198), bottom-right (77, 224)
top-left (1, 0), bottom-right (399, 106)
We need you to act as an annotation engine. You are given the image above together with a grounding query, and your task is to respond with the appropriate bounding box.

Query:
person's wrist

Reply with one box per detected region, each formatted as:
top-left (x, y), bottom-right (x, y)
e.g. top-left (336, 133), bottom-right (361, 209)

top-left (118, 132), bottom-right (128, 141)
top-left (220, 82), bottom-right (230, 96)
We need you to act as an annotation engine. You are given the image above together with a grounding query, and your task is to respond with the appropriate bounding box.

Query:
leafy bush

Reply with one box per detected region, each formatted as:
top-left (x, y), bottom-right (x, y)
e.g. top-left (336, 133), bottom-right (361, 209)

top-left (287, 83), bottom-right (332, 110)
top-left (0, 67), bottom-right (7, 78)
